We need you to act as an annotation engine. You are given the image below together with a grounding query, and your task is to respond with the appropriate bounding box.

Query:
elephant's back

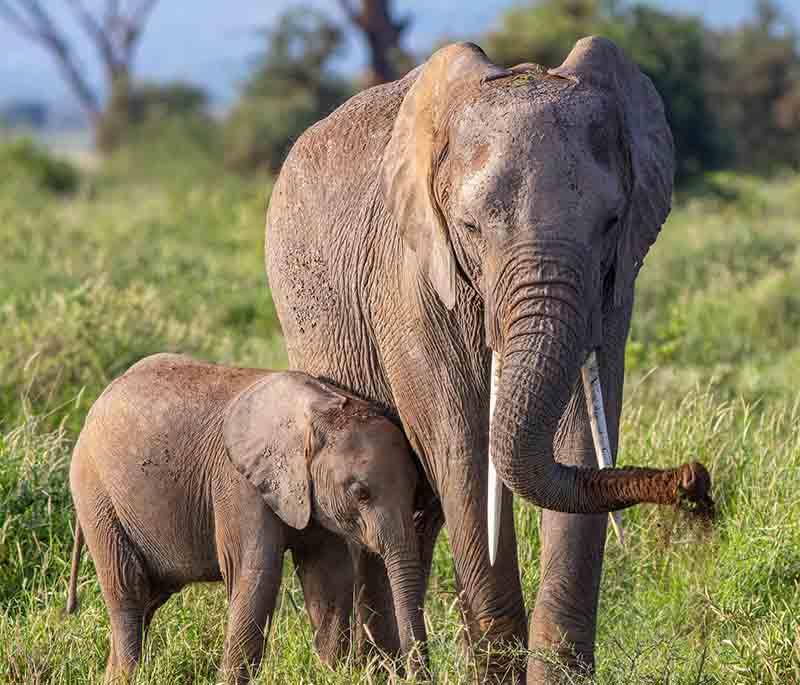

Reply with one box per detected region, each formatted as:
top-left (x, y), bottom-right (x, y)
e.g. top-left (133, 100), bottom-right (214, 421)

top-left (82, 353), bottom-right (267, 444)
top-left (278, 67), bottom-right (418, 195)
top-left (265, 73), bottom-right (416, 398)
top-left (72, 354), bottom-right (269, 584)
top-left (266, 67), bottom-right (417, 267)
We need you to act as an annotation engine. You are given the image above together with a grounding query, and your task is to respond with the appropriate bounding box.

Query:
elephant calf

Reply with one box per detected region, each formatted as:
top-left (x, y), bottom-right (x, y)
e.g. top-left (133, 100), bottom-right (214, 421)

top-left (67, 353), bottom-right (426, 684)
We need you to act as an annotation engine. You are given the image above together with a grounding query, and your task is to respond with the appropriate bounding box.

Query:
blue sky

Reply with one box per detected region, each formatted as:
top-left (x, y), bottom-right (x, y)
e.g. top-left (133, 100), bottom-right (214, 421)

top-left (1, 0), bottom-right (798, 110)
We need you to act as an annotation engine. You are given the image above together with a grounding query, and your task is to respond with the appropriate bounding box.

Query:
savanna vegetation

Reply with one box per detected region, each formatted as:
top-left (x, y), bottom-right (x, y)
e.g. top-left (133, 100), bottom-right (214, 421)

top-left (2, 139), bottom-right (798, 685)
top-left (1, 0), bottom-right (799, 683)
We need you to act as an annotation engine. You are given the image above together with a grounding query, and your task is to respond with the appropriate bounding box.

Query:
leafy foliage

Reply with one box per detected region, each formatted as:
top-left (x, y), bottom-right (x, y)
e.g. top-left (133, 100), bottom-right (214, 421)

top-left (1, 129), bottom-right (799, 680)
top-left (129, 82), bottom-right (210, 124)
top-left (224, 8), bottom-right (352, 173)
top-left (0, 138), bottom-right (79, 194)
top-left (627, 172), bottom-right (800, 403)
top-left (707, 0), bottom-right (800, 173)
top-left (483, 0), bottom-right (800, 182)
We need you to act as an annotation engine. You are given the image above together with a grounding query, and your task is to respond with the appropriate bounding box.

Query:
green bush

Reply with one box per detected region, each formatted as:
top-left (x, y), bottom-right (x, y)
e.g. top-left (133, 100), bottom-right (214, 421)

top-left (129, 82), bottom-right (209, 124)
top-left (482, 0), bottom-right (800, 181)
top-left (104, 113), bottom-right (223, 185)
top-left (224, 91), bottom-right (321, 173)
top-left (0, 413), bottom-right (74, 611)
top-left (628, 172), bottom-right (800, 402)
top-left (223, 8), bottom-right (351, 173)
top-left (0, 138), bottom-right (79, 194)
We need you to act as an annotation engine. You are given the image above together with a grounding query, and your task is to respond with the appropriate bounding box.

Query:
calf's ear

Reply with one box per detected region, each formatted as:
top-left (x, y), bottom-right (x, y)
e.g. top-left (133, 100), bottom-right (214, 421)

top-left (223, 373), bottom-right (346, 530)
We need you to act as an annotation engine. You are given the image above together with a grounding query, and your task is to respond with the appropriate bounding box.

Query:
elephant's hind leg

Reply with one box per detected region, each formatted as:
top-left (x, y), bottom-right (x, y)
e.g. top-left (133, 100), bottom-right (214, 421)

top-left (77, 492), bottom-right (154, 684)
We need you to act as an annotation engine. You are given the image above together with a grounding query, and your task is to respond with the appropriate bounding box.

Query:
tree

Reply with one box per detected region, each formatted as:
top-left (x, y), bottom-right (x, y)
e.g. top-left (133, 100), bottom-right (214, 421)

top-left (483, 0), bottom-right (730, 182)
top-left (0, 0), bottom-right (160, 151)
top-left (617, 6), bottom-right (730, 179)
top-left (337, 0), bottom-right (412, 86)
top-left (708, 0), bottom-right (800, 171)
top-left (224, 8), bottom-right (352, 173)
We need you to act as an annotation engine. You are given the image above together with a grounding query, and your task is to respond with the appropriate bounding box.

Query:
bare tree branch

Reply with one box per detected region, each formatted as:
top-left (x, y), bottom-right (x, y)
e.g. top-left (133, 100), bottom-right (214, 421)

top-left (0, 0), bottom-right (101, 116)
top-left (104, 0), bottom-right (119, 29)
top-left (337, 0), bottom-right (409, 85)
top-left (0, 0), bottom-right (160, 126)
top-left (0, 1), bottom-right (38, 38)
top-left (64, 0), bottom-right (117, 69)
top-left (116, 0), bottom-right (159, 64)
top-left (131, 0), bottom-right (159, 26)
top-left (336, 0), bottom-right (360, 24)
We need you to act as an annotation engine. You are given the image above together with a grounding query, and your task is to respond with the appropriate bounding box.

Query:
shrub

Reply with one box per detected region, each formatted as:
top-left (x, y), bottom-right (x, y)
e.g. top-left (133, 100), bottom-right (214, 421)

top-left (223, 8), bottom-right (351, 173)
top-left (224, 92), bottom-right (321, 173)
top-left (0, 138), bottom-right (79, 194)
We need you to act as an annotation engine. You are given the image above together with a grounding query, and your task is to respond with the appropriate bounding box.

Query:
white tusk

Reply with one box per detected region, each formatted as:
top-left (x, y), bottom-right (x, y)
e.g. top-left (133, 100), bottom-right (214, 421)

top-left (581, 350), bottom-right (625, 546)
top-left (487, 352), bottom-right (504, 566)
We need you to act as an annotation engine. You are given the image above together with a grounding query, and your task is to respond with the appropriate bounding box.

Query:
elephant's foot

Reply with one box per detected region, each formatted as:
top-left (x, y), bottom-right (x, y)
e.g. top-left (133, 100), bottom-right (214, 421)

top-left (527, 648), bottom-right (594, 685)
top-left (528, 566), bottom-right (599, 685)
top-left (457, 605), bottom-right (528, 684)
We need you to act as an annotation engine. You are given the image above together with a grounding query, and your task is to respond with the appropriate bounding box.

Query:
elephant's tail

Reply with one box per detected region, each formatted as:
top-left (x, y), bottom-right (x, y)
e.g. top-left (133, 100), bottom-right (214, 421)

top-left (65, 516), bottom-right (83, 615)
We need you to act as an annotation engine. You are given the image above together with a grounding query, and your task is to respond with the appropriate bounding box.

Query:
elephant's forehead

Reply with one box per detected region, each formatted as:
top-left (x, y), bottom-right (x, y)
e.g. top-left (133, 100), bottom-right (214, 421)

top-left (449, 85), bottom-right (621, 229)
top-left (455, 84), bottom-right (611, 167)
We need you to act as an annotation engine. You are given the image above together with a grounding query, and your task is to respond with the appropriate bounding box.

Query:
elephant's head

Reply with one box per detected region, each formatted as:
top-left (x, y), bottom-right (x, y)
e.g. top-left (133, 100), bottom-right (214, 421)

top-left (381, 39), bottom-right (712, 526)
top-left (223, 372), bottom-right (426, 665)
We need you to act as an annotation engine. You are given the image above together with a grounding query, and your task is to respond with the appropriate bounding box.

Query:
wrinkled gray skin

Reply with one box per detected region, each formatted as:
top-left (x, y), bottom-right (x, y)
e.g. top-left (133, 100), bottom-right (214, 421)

top-left (266, 38), bottom-right (681, 682)
top-left (68, 354), bottom-right (425, 684)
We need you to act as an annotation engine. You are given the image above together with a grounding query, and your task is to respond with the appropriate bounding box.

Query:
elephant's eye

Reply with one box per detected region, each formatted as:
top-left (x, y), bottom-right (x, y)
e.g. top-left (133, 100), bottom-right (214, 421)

top-left (463, 220), bottom-right (480, 234)
top-left (603, 216), bottom-right (619, 236)
top-left (351, 483), bottom-right (371, 505)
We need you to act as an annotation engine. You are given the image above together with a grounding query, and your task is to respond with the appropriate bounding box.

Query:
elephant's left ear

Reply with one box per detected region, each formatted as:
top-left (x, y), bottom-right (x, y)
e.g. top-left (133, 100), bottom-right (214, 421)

top-left (381, 43), bottom-right (507, 309)
top-left (223, 373), bottom-right (344, 530)
top-left (550, 36), bottom-right (675, 307)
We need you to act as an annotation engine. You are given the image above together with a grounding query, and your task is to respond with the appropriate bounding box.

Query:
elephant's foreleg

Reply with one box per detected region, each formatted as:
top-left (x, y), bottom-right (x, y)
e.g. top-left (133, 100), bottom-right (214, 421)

top-left (222, 564), bottom-right (283, 684)
top-left (528, 334), bottom-right (626, 684)
top-left (292, 531), bottom-right (355, 666)
top-left (528, 512), bottom-right (607, 682)
top-left (441, 466), bottom-right (528, 684)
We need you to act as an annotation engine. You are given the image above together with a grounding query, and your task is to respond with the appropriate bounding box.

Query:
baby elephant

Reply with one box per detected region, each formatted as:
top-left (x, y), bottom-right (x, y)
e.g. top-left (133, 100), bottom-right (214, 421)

top-left (67, 353), bottom-right (426, 684)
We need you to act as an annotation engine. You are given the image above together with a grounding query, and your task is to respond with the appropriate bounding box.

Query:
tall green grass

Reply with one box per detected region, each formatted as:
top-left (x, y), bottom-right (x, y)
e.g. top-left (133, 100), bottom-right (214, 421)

top-left (0, 147), bottom-right (798, 682)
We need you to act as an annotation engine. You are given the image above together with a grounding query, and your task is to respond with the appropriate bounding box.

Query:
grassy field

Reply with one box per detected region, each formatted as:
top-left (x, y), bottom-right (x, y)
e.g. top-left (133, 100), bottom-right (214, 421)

top-left (1, 142), bottom-right (798, 683)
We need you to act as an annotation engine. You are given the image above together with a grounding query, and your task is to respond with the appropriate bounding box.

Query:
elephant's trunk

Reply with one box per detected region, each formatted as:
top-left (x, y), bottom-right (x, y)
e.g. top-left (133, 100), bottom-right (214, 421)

top-left (384, 543), bottom-right (428, 675)
top-left (489, 246), bottom-right (712, 513)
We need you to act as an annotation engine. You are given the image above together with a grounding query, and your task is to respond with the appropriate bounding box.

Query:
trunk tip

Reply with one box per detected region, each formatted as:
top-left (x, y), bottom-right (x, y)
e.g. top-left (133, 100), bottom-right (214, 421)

top-left (676, 461), bottom-right (715, 520)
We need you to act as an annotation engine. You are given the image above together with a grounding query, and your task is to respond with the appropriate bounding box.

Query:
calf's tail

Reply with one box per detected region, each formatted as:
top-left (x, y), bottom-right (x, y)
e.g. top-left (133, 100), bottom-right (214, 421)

top-left (65, 517), bottom-right (83, 615)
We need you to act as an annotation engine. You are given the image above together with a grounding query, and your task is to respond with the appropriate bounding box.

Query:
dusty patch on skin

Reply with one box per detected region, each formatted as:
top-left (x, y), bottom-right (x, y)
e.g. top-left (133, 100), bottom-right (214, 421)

top-left (280, 251), bottom-right (336, 337)
top-left (471, 142), bottom-right (491, 169)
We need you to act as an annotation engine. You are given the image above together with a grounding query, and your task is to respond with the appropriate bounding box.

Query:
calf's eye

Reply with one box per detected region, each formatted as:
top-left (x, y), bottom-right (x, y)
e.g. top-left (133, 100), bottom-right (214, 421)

top-left (464, 221), bottom-right (480, 234)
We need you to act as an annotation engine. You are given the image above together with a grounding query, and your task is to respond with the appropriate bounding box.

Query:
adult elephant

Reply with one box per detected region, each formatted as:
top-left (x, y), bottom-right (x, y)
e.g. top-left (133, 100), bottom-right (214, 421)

top-left (266, 37), bottom-right (709, 682)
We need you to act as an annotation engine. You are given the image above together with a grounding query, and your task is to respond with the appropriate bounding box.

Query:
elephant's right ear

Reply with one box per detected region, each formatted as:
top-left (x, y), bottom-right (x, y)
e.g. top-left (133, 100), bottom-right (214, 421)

top-left (549, 37), bottom-right (675, 307)
top-left (381, 43), bottom-right (507, 309)
top-left (223, 374), bottom-right (345, 530)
